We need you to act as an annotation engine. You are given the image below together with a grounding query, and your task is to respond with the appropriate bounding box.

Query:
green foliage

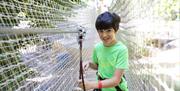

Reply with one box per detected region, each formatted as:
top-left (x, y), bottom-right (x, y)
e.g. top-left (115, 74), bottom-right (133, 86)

top-left (154, 0), bottom-right (180, 20)
top-left (0, 34), bottom-right (41, 90)
top-left (0, 0), bottom-right (85, 90)
top-left (0, 0), bottom-right (84, 28)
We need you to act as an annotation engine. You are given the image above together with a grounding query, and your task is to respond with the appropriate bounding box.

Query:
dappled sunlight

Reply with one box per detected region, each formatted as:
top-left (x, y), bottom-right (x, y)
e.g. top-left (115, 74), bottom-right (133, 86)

top-left (0, 0), bottom-right (179, 91)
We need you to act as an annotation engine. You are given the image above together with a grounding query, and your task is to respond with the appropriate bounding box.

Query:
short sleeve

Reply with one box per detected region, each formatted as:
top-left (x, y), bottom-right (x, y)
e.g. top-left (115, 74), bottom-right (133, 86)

top-left (92, 48), bottom-right (98, 64)
top-left (115, 47), bottom-right (129, 70)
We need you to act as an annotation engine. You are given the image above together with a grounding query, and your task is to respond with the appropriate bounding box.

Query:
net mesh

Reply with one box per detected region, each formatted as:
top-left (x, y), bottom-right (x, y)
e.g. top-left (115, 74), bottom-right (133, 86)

top-left (0, 0), bottom-right (81, 28)
top-left (0, 0), bottom-right (92, 91)
top-left (0, 33), bottom-right (89, 91)
top-left (109, 0), bottom-right (180, 91)
top-left (1, 0), bottom-right (180, 91)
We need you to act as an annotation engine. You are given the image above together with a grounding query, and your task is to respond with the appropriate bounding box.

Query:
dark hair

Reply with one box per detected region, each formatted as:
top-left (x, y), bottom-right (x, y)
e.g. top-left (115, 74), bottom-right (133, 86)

top-left (95, 12), bottom-right (121, 32)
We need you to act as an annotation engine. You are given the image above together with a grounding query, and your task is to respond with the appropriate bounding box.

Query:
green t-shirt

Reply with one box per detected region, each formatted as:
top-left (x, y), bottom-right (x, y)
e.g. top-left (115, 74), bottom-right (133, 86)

top-left (92, 42), bottom-right (129, 91)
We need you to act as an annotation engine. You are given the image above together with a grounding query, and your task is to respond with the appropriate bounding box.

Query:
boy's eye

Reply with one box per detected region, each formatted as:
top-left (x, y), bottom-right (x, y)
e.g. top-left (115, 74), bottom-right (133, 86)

top-left (98, 30), bottom-right (103, 33)
top-left (99, 30), bottom-right (104, 32)
top-left (98, 29), bottom-right (112, 33)
top-left (106, 29), bottom-right (112, 32)
top-left (104, 29), bottom-right (112, 32)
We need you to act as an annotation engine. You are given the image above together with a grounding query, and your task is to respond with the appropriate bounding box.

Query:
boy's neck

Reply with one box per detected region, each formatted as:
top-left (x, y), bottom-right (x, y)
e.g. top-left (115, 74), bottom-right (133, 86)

top-left (104, 40), bottom-right (117, 47)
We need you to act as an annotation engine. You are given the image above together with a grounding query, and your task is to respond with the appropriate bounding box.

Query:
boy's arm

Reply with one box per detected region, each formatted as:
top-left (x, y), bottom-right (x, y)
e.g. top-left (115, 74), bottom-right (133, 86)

top-left (79, 69), bottom-right (124, 90)
top-left (99, 69), bottom-right (124, 87)
top-left (90, 69), bottom-right (124, 88)
top-left (89, 62), bottom-right (98, 70)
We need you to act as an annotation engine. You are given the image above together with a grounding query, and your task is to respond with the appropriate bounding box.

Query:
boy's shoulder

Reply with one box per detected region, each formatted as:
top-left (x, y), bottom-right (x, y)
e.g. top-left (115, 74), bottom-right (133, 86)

top-left (95, 42), bottom-right (103, 46)
top-left (94, 42), bottom-right (103, 49)
top-left (117, 41), bottom-right (128, 50)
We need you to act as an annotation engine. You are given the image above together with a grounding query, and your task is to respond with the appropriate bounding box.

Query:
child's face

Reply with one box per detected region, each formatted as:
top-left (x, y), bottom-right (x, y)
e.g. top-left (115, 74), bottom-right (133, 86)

top-left (98, 28), bottom-right (117, 46)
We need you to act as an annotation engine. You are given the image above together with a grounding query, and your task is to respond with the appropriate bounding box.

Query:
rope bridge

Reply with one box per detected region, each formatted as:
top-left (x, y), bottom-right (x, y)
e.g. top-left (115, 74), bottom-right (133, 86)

top-left (109, 0), bottom-right (179, 91)
top-left (0, 0), bottom-right (180, 91)
top-left (0, 0), bottom-right (93, 91)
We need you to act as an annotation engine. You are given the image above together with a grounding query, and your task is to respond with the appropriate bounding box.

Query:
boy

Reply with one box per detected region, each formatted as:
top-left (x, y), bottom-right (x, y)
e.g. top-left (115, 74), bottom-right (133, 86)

top-left (79, 11), bottom-right (129, 91)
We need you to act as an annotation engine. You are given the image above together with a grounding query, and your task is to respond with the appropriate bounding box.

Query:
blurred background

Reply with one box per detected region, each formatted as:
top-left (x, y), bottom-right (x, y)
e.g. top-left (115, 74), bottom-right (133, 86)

top-left (0, 0), bottom-right (179, 91)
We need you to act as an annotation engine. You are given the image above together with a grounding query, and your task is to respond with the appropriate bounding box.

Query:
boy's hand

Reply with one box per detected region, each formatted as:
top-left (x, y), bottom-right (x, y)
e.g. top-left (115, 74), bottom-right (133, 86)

top-left (78, 79), bottom-right (93, 90)
top-left (84, 61), bottom-right (98, 70)
top-left (83, 61), bottom-right (90, 71)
